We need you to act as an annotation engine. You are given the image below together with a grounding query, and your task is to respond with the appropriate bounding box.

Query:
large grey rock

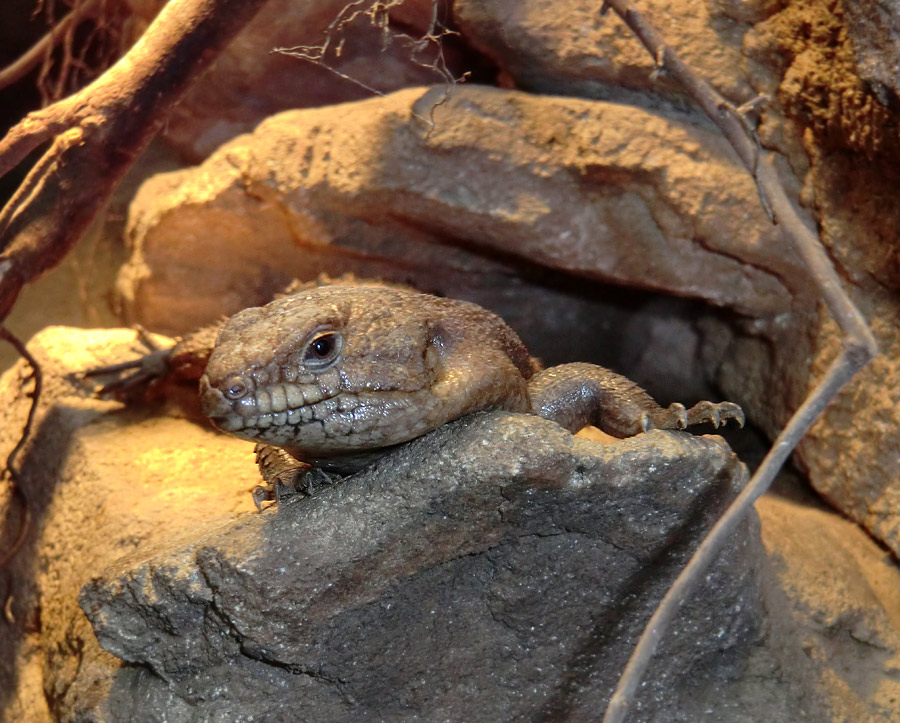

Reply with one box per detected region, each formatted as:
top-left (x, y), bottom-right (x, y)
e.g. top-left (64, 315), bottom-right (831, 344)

top-left (79, 413), bottom-right (758, 721)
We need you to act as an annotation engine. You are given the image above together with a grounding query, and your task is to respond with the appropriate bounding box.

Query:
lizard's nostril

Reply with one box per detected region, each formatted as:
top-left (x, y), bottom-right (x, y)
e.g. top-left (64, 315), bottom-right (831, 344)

top-left (199, 376), bottom-right (236, 418)
top-left (223, 376), bottom-right (250, 400)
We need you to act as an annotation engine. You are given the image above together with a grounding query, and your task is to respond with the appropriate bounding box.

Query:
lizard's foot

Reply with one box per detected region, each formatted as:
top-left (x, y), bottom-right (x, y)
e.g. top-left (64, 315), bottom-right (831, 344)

top-left (685, 400), bottom-right (745, 429)
top-left (81, 328), bottom-right (173, 401)
top-left (253, 443), bottom-right (336, 510)
top-left (251, 479), bottom-right (302, 511)
top-left (641, 400), bottom-right (745, 432)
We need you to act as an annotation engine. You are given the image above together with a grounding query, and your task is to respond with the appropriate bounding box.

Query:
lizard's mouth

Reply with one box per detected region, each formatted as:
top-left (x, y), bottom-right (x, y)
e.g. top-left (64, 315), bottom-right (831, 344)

top-left (199, 374), bottom-right (352, 433)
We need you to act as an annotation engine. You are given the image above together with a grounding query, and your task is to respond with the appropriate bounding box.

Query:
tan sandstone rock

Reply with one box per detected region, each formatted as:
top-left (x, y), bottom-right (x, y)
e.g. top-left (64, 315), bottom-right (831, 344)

top-left (454, 0), bottom-right (755, 106)
top-left (118, 84), bottom-right (802, 337)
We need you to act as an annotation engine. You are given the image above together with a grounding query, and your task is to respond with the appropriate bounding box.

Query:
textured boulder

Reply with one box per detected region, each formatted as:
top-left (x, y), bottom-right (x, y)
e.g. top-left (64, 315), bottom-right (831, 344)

top-left (0, 328), bottom-right (260, 722)
top-left (454, 0), bottom-right (755, 105)
top-left (79, 413), bottom-right (761, 721)
top-left (2, 328), bottom-right (899, 720)
top-left (757, 493), bottom-right (900, 721)
top-left (118, 84), bottom-right (800, 338)
top-left (724, 0), bottom-right (900, 556)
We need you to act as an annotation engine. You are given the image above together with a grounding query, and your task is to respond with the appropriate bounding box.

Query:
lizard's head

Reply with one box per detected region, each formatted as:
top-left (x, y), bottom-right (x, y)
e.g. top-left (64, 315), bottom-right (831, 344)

top-left (199, 285), bottom-right (531, 463)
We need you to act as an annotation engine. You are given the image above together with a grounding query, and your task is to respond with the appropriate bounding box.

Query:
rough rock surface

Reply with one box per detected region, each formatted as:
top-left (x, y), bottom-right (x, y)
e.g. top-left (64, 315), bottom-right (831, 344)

top-left (79, 414), bottom-right (761, 722)
top-left (454, 0), bottom-right (755, 107)
top-left (757, 492), bottom-right (900, 721)
top-left (842, 0), bottom-right (900, 107)
top-left (0, 328), bottom-right (261, 722)
top-left (718, 0), bottom-right (900, 556)
top-left (118, 84), bottom-right (802, 337)
top-left (4, 328), bottom-right (900, 720)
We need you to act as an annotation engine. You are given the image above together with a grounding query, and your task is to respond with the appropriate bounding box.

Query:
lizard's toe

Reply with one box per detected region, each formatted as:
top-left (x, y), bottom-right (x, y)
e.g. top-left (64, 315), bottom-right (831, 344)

top-left (252, 484), bottom-right (274, 512)
top-left (668, 402), bottom-right (687, 429)
top-left (718, 402), bottom-right (745, 428)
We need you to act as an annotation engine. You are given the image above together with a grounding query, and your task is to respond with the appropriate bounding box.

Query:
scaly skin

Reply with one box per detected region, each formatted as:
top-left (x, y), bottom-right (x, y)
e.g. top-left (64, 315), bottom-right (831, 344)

top-left (199, 286), bottom-right (536, 473)
top-left (89, 284), bottom-right (743, 505)
top-left (193, 286), bottom-right (743, 502)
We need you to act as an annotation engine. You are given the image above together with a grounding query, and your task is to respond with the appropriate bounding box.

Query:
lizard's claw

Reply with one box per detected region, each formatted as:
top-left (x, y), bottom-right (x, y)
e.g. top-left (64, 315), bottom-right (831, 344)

top-left (252, 484), bottom-right (273, 512)
top-left (251, 479), bottom-right (298, 511)
top-left (643, 400), bottom-right (744, 433)
top-left (684, 400), bottom-right (745, 429)
top-left (669, 402), bottom-right (687, 429)
top-left (82, 327), bottom-right (174, 402)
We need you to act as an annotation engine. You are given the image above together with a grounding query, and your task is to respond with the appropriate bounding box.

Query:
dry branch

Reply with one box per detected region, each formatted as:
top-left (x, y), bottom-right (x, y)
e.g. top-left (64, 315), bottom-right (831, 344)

top-left (0, 0), bottom-right (271, 322)
top-left (0, 0), bottom-right (105, 93)
top-left (0, 326), bottom-right (40, 573)
top-left (598, 2), bottom-right (878, 721)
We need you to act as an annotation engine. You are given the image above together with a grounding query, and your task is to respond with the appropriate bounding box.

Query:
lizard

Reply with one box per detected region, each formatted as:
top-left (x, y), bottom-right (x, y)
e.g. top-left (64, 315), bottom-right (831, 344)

top-left (90, 284), bottom-right (744, 508)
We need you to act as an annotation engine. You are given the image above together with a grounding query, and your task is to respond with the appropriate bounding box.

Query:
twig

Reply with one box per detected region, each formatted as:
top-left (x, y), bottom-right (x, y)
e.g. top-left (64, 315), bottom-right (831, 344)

top-left (597, 2), bottom-right (878, 721)
top-left (275, 0), bottom-right (465, 128)
top-left (0, 326), bottom-right (42, 573)
top-left (0, 0), bottom-right (272, 322)
top-left (0, 0), bottom-right (105, 93)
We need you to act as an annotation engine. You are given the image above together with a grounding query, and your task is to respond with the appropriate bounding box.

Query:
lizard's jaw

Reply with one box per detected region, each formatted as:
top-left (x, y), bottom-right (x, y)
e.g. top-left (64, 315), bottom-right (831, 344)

top-left (199, 373), bottom-right (358, 445)
top-left (200, 372), bottom-right (439, 455)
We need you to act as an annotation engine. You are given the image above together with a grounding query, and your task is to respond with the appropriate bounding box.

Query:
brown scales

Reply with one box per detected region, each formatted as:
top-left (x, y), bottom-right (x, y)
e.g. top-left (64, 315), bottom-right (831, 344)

top-left (89, 284), bottom-right (743, 509)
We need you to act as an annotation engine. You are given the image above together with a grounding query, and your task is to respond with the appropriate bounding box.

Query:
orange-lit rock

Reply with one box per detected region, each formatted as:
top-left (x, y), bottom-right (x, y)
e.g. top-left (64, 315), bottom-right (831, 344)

top-left (119, 84), bottom-right (799, 337)
top-left (454, 0), bottom-right (755, 104)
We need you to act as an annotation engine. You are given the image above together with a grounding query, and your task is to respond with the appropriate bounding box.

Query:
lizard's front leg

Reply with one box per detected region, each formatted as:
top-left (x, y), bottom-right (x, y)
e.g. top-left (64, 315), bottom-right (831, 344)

top-left (529, 362), bottom-right (744, 438)
top-left (83, 324), bottom-right (220, 403)
top-left (253, 443), bottom-right (335, 510)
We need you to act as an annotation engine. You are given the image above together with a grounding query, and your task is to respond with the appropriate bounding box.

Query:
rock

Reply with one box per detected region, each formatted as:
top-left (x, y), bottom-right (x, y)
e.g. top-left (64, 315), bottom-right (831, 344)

top-left (454, 0), bottom-right (755, 106)
top-left (843, 0), bottom-right (900, 105)
top-left (79, 414), bottom-right (762, 721)
top-left (756, 493), bottom-right (900, 721)
top-left (727, 0), bottom-right (900, 558)
top-left (793, 296), bottom-right (900, 555)
top-left (118, 84), bottom-right (801, 340)
top-left (3, 327), bottom-right (898, 721)
top-left (743, 0), bottom-right (900, 160)
top-left (0, 327), bottom-right (260, 721)
top-left (126, 0), bottom-right (466, 161)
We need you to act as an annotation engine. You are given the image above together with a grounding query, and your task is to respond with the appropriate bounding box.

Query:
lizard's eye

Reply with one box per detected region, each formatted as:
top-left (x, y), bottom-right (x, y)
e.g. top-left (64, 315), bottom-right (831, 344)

top-left (223, 376), bottom-right (250, 400)
top-left (302, 330), bottom-right (343, 371)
